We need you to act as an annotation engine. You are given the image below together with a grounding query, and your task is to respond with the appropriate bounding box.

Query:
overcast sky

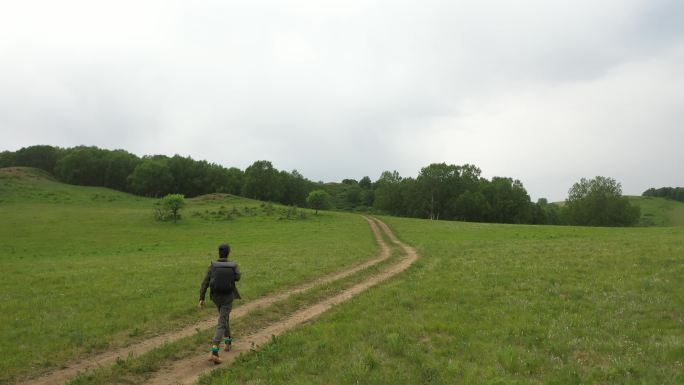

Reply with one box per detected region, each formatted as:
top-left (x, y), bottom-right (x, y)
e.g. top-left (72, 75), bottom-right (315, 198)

top-left (1, 0), bottom-right (682, 201)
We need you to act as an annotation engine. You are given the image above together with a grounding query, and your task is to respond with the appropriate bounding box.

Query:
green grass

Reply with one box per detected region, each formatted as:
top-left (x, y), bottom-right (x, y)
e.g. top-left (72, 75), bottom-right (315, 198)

top-left (628, 196), bottom-right (684, 227)
top-left (66, 231), bottom-right (405, 385)
top-left (0, 168), bottom-right (378, 383)
top-left (201, 216), bottom-right (684, 385)
top-left (4, 167), bottom-right (684, 384)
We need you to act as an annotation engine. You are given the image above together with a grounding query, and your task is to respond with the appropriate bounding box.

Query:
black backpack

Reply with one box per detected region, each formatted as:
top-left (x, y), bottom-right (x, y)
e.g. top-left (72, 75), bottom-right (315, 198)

top-left (209, 261), bottom-right (237, 294)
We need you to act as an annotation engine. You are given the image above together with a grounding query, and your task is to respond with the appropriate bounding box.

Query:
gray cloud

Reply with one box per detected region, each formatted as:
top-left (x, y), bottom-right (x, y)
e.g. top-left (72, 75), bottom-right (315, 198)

top-left (1, 0), bottom-right (683, 200)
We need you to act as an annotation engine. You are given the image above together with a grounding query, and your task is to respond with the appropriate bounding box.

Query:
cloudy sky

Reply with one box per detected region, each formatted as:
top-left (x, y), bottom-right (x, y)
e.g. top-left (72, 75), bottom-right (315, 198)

top-left (1, 0), bottom-right (682, 201)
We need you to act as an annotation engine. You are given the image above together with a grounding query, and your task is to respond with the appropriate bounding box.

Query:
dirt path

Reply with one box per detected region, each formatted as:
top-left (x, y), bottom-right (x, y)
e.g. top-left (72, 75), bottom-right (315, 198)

top-left (144, 217), bottom-right (418, 385)
top-left (19, 217), bottom-right (391, 385)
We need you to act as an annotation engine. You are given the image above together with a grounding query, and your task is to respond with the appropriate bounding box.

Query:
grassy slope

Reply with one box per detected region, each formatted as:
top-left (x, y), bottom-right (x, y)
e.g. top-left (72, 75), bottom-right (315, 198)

top-left (203, 216), bottom-right (684, 385)
top-left (0, 168), bottom-right (377, 382)
top-left (628, 196), bottom-right (684, 227)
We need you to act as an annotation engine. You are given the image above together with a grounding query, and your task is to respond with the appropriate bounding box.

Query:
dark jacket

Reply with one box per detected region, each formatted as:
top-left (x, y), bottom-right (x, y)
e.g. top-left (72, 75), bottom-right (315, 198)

top-left (199, 258), bottom-right (241, 305)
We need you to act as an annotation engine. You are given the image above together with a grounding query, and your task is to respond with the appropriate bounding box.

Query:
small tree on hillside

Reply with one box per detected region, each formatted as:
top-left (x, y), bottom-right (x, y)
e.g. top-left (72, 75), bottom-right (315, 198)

top-left (306, 189), bottom-right (331, 215)
top-left (155, 194), bottom-right (186, 222)
top-left (565, 176), bottom-right (640, 226)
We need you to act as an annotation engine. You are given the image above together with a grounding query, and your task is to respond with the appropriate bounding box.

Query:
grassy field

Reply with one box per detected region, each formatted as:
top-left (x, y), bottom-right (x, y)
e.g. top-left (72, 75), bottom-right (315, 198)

top-left (0, 168), bottom-right (378, 383)
top-left (65, 228), bottom-right (405, 385)
top-left (629, 196), bottom-right (684, 227)
top-left (3, 167), bottom-right (684, 384)
top-left (200, 216), bottom-right (684, 385)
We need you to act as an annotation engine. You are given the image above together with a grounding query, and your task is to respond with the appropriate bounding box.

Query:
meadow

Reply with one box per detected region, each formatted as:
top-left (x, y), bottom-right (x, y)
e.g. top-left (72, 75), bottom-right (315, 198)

top-left (199, 216), bottom-right (684, 384)
top-left (2, 167), bottom-right (684, 385)
top-left (0, 168), bottom-right (378, 383)
top-left (629, 196), bottom-right (684, 227)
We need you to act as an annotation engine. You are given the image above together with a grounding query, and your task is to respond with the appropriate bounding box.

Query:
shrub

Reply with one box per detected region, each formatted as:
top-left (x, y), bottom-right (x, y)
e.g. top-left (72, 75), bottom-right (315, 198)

top-left (154, 194), bottom-right (185, 222)
top-left (306, 190), bottom-right (331, 215)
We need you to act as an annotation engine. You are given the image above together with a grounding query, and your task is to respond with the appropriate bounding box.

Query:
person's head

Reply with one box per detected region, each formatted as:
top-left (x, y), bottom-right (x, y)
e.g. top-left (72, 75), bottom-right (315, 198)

top-left (218, 243), bottom-right (231, 258)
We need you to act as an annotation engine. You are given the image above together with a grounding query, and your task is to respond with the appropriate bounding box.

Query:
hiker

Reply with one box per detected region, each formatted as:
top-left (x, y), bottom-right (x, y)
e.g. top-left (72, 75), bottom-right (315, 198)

top-left (199, 243), bottom-right (241, 364)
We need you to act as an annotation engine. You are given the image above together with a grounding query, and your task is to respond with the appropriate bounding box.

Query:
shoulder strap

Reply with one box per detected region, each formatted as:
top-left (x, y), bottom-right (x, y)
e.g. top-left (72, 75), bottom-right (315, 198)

top-left (212, 261), bottom-right (237, 269)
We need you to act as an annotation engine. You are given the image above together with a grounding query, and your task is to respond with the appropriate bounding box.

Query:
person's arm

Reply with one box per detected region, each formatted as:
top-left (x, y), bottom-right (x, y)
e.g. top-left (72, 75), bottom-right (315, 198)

top-left (232, 263), bottom-right (242, 300)
top-left (234, 264), bottom-right (241, 282)
top-left (199, 265), bottom-right (211, 302)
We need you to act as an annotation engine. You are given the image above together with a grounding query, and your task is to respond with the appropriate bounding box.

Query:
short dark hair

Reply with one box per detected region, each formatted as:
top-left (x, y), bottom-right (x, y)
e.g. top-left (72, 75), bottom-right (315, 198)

top-left (218, 243), bottom-right (231, 257)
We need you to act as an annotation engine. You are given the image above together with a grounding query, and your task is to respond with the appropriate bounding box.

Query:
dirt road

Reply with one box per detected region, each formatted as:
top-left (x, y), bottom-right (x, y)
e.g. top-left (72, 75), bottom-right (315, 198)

top-left (19, 216), bottom-right (415, 385)
top-left (144, 216), bottom-right (418, 385)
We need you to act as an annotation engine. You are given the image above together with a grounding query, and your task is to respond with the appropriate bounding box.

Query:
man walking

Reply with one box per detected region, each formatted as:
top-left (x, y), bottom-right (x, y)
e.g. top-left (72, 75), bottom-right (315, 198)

top-left (199, 243), bottom-right (241, 364)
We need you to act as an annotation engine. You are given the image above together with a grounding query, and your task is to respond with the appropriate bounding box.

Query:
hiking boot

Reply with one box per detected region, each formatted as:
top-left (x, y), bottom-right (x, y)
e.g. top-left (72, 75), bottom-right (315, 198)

top-left (223, 337), bottom-right (233, 352)
top-left (208, 345), bottom-right (222, 364)
top-left (208, 352), bottom-right (222, 364)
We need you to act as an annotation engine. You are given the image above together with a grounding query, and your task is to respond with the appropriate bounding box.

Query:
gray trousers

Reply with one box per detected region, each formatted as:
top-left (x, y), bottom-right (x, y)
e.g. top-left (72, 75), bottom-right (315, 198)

top-left (212, 302), bottom-right (233, 345)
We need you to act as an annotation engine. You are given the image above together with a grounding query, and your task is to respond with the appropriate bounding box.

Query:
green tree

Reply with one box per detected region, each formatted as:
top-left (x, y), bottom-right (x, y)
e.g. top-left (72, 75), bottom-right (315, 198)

top-left (344, 185), bottom-right (362, 208)
top-left (279, 169), bottom-right (312, 206)
top-left (156, 194), bottom-right (185, 222)
top-left (127, 158), bottom-right (174, 197)
top-left (529, 198), bottom-right (562, 225)
top-left (168, 155), bottom-right (201, 197)
top-left (359, 176), bottom-right (372, 190)
top-left (373, 171), bottom-right (405, 215)
top-left (414, 163), bottom-right (482, 220)
top-left (416, 163), bottom-right (458, 220)
top-left (454, 190), bottom-right (490, 222)
top-left (242, 160), bottom-right (281, 202)
top-left (207, 165), bottom-right (244, 195)
top-left (566, 176), bottom-right (640, 226)
top-left (54, 146), bottom-right (107, 186)
top-left (306, 189), bottom-right (331, 214)
top-left (643, 186), bottom-right (684, 203)
top-left (12, 145), bottom-right (62, 173)
top-left (480, 177), bottom-right (532, 223)
top-left (360, 189), bottom-right (375, 207)
top-left (103, 150), bottom-right (140, 191)
top-left (0, 151), bottom-right (16, 168)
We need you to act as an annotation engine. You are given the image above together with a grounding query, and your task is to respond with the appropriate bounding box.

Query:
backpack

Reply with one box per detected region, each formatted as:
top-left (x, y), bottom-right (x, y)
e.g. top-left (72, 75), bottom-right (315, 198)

top-left (209, 261), bottom-right (236, 294)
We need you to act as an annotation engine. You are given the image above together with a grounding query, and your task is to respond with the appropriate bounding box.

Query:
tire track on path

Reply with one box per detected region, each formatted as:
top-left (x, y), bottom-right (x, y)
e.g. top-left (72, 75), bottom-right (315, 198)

top-left (145, 217), bottom-right (418, 385)
top-left (19, 217), bottom-right (390, 385)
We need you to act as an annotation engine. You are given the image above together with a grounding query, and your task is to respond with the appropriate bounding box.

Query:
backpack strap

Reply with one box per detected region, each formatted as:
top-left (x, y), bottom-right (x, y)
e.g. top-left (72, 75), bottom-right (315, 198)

top-left (212, 261), bottom-right (238, 269)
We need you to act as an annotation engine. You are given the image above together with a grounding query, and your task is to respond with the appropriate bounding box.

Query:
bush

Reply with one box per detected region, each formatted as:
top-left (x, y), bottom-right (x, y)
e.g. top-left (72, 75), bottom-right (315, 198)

top-left (154, 194), bottom-right (185, 222)
top-left (306, 190), bottom-right (331, 214)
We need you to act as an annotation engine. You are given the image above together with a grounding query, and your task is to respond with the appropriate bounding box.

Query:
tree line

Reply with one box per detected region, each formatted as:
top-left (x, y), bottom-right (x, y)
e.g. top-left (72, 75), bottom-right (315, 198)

top-left (322, 164), bottom-right (639, 227)
top-left (1, 145), bottom-right (641, 226)
top-left (642, 187), bottom-right (684, 203)
top-left (344, 163), bottom-right (559, 224)
top-left (0, 145), bottom-right (315, 206)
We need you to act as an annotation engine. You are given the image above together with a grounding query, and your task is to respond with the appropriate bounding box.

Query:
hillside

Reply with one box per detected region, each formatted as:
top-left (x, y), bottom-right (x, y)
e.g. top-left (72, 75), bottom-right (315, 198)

top-left (0, 167), bottom-right (378, 383)
top-left (3, 167), bottom-right (683, 384)
top-left (628, 195), bottom-right (684, 226)
top-left (550, 196), bottom-right (684, 227)
top-left (0, 166), bottom-right (149, 206)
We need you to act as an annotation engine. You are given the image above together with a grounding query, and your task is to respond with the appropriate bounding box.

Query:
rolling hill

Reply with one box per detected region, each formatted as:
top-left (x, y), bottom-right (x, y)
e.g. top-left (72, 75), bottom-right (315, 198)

top-left (0, 167), bottom-right (378, 383)
top-left (2, 167), bottom-right (683, 385)
top-left (628, 195), bottom-right (684, 226)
